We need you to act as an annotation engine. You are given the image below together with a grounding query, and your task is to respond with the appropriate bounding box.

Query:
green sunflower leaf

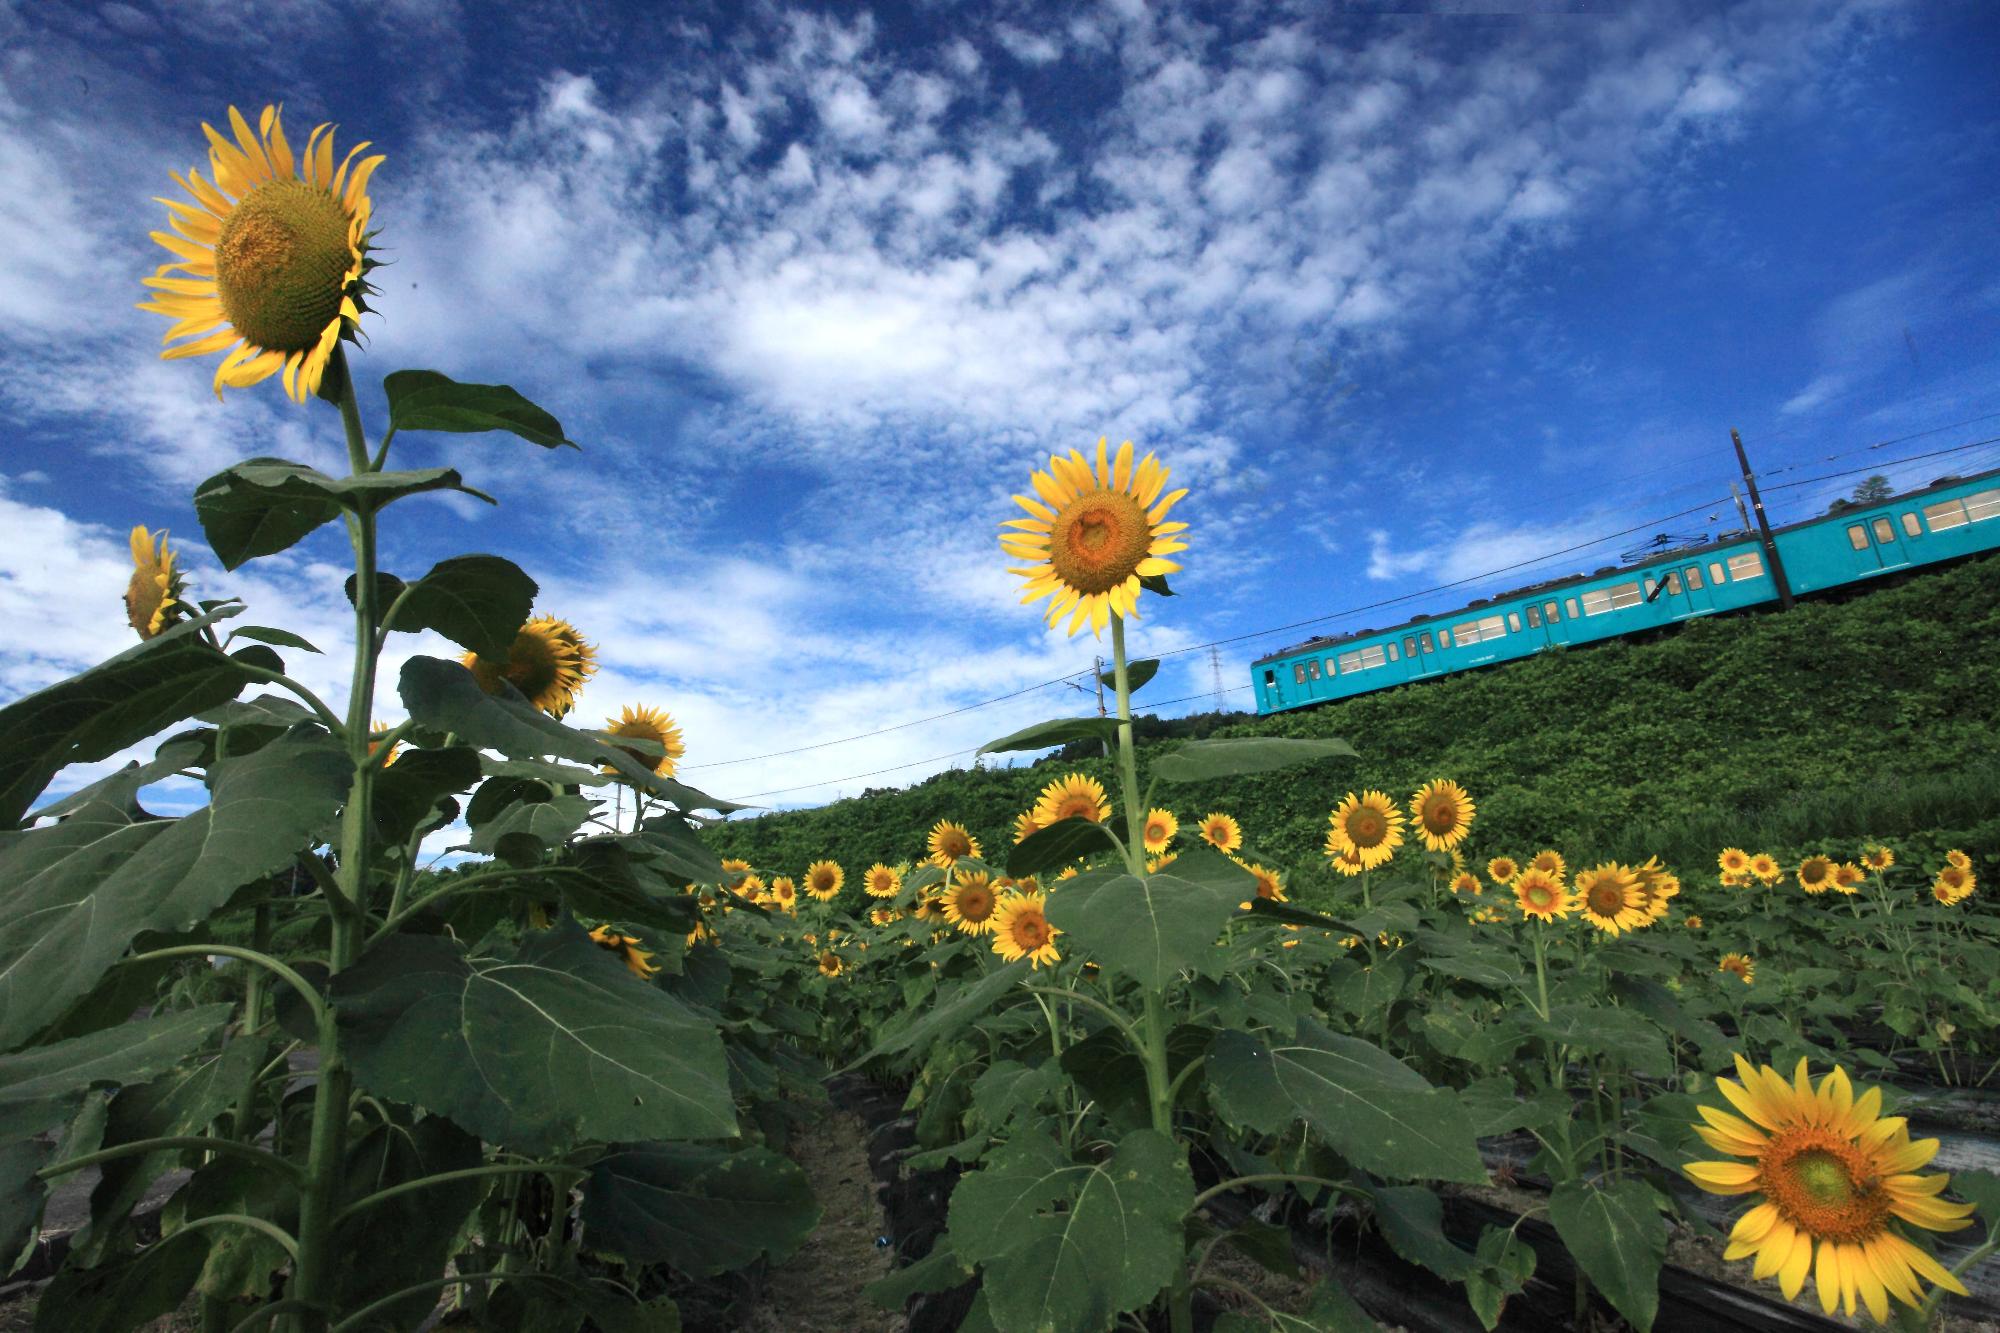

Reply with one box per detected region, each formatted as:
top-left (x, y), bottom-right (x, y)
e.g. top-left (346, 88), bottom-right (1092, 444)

top-left (0, 728), bottom-right (349, 1050)
top-left (1096, 657), bottom-right (1160, 693)
top-left (194, 458), bottom-right (497, 570)
top-left (332, 924), bottom-right (735, 1152)
top-left (0, 1005), bottom-right (233, 1138)
top-left (857, 959), bottom-right (1028, 1065)
top-left (383, 369), bottom-right (577, 449)
top-left (370, 746), bottom-right (483, 847)
top-left (581, 1143), bottom-right (819, 1274)
top-left (1006, 817), bottom-right (1120, 877)
top-left (382, 554), bottom-right (537, 658)
top-left (1547, 1177), bottom-right (1664, 1333)
top-left (1150, 736), bottom-right (1358, 783)
top-left (947, 1128), bottom-right (1193, 1333)
top-left (978, 716), bottom-right (1122, 755)
top-left (1042, 850), bottom-right (1248, 989)
top-left (226, 626), bottom-right (322, 654)
top-left (32, 1229), bottom-right (207, 1333)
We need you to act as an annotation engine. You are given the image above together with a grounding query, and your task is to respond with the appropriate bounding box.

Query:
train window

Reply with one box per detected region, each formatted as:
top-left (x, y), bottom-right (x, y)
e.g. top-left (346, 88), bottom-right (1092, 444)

top-left (1263, 670), bottom-right (1276, 686)
top-left (1901, 512), bottom-right (1921, 537)
top-left (1872, 518), bottom-right (1895, 544)
top-left (1643, 578), bottom-right (1658, 598)
top-left (1419, 632), bottom-right (1435, 653)
top-left (1387, 642), bottom-right (1399, 661)
top-left (1507, 612), bottom-right (1521, 632)
top-left (1293, 664), bottom-right (1308, 684)
top-left (1666, 572), bottom-right (1682, 594)
top-left (1580, 589), bottom-right (1611, 616)
top-left (1686, 565), bottom-right (1703, 590)
top-left (1608, 582), bottom-right (1643, 610)
top-left (1565, 598), bottom-right (1579, 619)
top-left (1338, 644), bottom-right (1390, 673)
top-left (1727, 551), bottom-right (1766, 579)
top-left (1326, 657), bottom-right (1338, 676)
top-left (1403, 636), bottom-right (1418, 657)
top-left (1847, 524), bottom-right (1869, 550)
top-left (1526, 604), bottom-right (1542, 628)
top-left (1305, 659), bottom-right (1321, 680)
top-left (1709, 561), bottom-right (1726, 583)
top-left (1965, 488), bottom-right (2000, 522)
top-left (1923, 498), bottom-right (1970, 530)
top-left (1451, 615), bottom-right (1508, 645)
top-left (1545, 600), bottom-right (1560, 622)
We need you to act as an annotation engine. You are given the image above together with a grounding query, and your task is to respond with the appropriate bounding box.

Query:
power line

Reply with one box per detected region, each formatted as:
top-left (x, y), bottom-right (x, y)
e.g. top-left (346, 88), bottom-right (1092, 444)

top-left (728, 744), bottom-right (985, 802)
top-left (1757, 435), bottom-right (2000, 496)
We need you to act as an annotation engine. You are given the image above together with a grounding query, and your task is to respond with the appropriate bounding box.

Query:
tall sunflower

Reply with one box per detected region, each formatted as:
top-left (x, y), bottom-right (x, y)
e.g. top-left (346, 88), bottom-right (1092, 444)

top-left (1033, 773), bottom-right (1112, 826)
top-left (803, 860), bottom-right (844, 902)
top-left (1198, 812), bottom-right (1243, 855)
top-left (1000, 438), bottom-right (1189, 636)
top-left (123, 527), bottom-right (188, 640)
top-left (990, 891), bottom-right (1062, 968)
top-left (1513, 869), bottom-right (1575, 922)
top-left (1575, 863), bottom-right (1648, 936)
top-left (927, 820), bottom-right (981, 869)
top-left (1141, 808), bottom-right (1179, 854)
top-left (1324, 791), bottom-right (1402, 870)
top-left (1686, 1056), bottom-right (1975, 1318)
top-left (140, 105), bottom-right (381, 402)
top-left (1409, 779), bottom-right (1475, 852)
top-left (602, 704), bottom-right (685, 777)
top-left (588, 925), bottom-right (658, 979)
top-left (1719, 953), bottom-right (1756, 985)
top-left (462, 616), bottom-right (597, 718)
top-left (1797, 855), bottom-right (1836, 895)
top-left (943, 872), bottom-right (1000, 936)
top-left (863, 863), bottom-right (903, 899)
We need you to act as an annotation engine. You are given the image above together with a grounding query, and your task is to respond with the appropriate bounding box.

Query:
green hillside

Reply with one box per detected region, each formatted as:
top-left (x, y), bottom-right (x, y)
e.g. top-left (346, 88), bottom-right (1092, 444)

top-left (708, 554), bottom-right (2000, 906)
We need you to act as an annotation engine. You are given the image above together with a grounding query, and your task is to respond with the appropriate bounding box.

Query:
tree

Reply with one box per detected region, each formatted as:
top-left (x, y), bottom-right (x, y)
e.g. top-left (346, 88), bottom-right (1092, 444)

top-left (1852, 474), bottom-right (1894, 503)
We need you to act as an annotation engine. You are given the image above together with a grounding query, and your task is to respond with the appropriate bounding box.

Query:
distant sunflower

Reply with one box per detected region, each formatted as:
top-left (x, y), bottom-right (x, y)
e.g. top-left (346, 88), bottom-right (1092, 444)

top-left (768, 876), bottom-right (798, 913)
top-left (140, 104), bottom-right (382, 402)
top-left (1632, 856), bottom-right (1680, 921)
top-left (817, 950), bottom-right (844, 978)
top-left (1749, 853), bottom-right (1782, 885)
top-left (366, 721), bottom-right (400, 768)
top-left (588, 925), bottom-right (658, 979)
top-left (1327, 844), bottom-right (1367, 878)
top-left (1198, 812), bottom-right (1243, 854)
top-left (1239, 863), bottom-right (1286, 911)
top-left (1141, 808), bottom-right (1179, 854)
top-left (1685, 1055), bottom-right (1975, 1319)
top-left (1719, 847), bottom-right (1751, 876)
top-left (1685, 914), bottom-right (1704, 930)
top-left (1932, 864), bottom-right (1974, 905)
top-left (999, 437), bottom-right (1190, 637)
top-left (1033, 772), bottom-right (1112, 826)
top-left (462, 616), bottom-right (597, 718)
top-left (1513, 868), bottom-right (1573, 922)
top-left (603, 704), bottom-right (685, 777)
top-left (1325, 791), bottom-right (1402, 869)
top-left (1146, 850), bottom-right (1179, 874)
top-left (720, 858), bottom-right (755, 896)
top-left (1575, 863), bottom-right (1648, 936)
top-left (123, 527), bottom-right (188, 640)
top-left (1831, 863), bottom-right (1865, 895)
top-left (943, 872), bottom-right (1000, 936)
top-left (1797, 855), bottom-right (1836, 895)
top-left (990, 891), bottom-right (1062, 968)
top-left (803, 860), bottom-right (844, 902)
top-left (863, 863), bottom-right (902, 899)
top-left (1409, 779), bottom-right (1475, 852)
top-left (1528, 849), bottom-right (1567, 882)
top-left (1722, 870), bottom-right (1752, 888)
top-left (1012, 810), bottom-right (1042, 845)
top-left (1718, 953), bottom-right (1756, 984)
top-left (1945, 849), bottom-right (1971, 871)
top-left (927, 820), bottom-right (981, 868)
top-left (1450, 870), bottom-right (1481, 897)
top-left (1486, 856), bottom-right (1520, 886)
top-left (1862, 846), bottom-right (1895, 872)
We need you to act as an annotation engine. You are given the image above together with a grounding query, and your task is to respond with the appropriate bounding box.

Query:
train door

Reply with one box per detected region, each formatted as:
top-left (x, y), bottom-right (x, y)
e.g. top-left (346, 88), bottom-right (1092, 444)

top-left (1402, 631), bottom-right (1444, 678)
top-left (1679, 564), bottom-right (1715, 613)
top-left (1520, 599), bottom-right (1555, 648)
top-left (1646, 567), bottom-right (1698, 619)
top-left (1840, 513), bottom-right (1909, 574)
top-left (1259, 667), bottom-right (1285, 711)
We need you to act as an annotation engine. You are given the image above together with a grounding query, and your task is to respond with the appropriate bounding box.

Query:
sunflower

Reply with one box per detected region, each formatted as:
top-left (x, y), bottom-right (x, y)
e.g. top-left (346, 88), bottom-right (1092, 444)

top-left (720, 858), bottom-right (755, 895)
top-left (1862, 846), bottom-right (1895, 872)
top-left (990, 892), bottom-right (1062, 968)
top-left (1932, 865), bottom-right (1974, 905)
top-left (1238, 864), bottom-right (1286, 912)
top-left (1012, 810), bottom-right (1042, 845)
top-left (1575, 863), bottom-right (1648, 936)
top-left (1685, 1056), bottom-right (1976, 1318)
top-left (1450, 871), bottom-right (1481, 897)
top-left (141, 105), bottom-right (381, 402)
top-left (1528, 849), bottom-right (1567, 882)
top-left (1198, 812), bottom-right (1243, 855)
top-left (863, 863), bottom-right (902, 899)
top-left (1486, 856), bottom-right (1520, 886)
top-left (803, 860), bottom-right (844, 902)
top-left (462, 616), bottom-right (597, 718)
top-left (1831, 863), bottom-right (1865, 895)
top-left (1141, 808), bottom-right (1179, 854)
top-left (1000, 438), bottom-right (1190, 636)
top-left (1944, 849), bottom-right (1971, 871)
top-left (1632, 856), bottom-right (1680, 921)
top-left (943, 872), bottom-right (1001, 936)
top-left (1146, 850), bottom-right (1179, 874)
top-left (869, 906), bottom-right (899, 927)
top-left (816, 950), bottom-right (844, 978)
top-left (588, 925), bottom-right (658, 979)
top-left (1797, 855), bottom-right (1836, 895)
top-left (1513, 868), bottom-right (1574, 922)
top-left (1721, 870), bottom-right (1751, 888)
top-left (1749, 853), bottom-right (1782, 885)
top-left (1327, 844), bottom-right (1367, 877)
top-left (1686, 914), bottom-right (1705, 930)
top-left (913, 894), bottom-right (947, 923)
top-left (603, 704), bottom-right (685, 777)
top-left (927, 820), bottom-right (982, 868)
top-left (123, 527), bottom-right (188, 640)
top-left (367, 721), bottom-right (400, 768)
top-left (1409, 779), bottom-right (1475, 852)
top-left (1719, 953), bottom-right (1756, 985)
top-left (768, 877), bottom-right (798, 914)
top-left (1033, 773), bottom-right (1112, 826)
top-left (1324, 791), bottom-right (1402, 869)
top-left (1719, 847), bottom-right (1751, 876)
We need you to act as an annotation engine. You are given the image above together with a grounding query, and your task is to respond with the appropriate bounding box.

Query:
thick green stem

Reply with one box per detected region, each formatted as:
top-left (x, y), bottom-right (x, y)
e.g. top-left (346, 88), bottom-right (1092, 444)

top-left (333, 1162), bottom-right (586, 1227)
top-left (176, 1212), bottom-right (301, 1264)
top-left (38, 1136), bottom-right (302, 1185)
top-left (1190, 1172), bottom-right (1368, 1213)
top-left (126, 945), bottom-right (325, 1029)
top-left (232, 906), bottom-right (272, 1141)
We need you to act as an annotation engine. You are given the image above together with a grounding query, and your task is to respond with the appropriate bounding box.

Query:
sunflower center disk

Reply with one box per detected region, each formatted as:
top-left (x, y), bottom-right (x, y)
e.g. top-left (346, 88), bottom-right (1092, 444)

top-left (1588, 884), bottom-right (1625, 915)
top-left (1014, 917), bottom-right (1049, 948)
top-left (1763, 1137), bottom-right (1890, 1242)
top-left (1049, 490), bottom-right (1150, 595)
top-left (1348, 812), bottom-right (1384, 846)
top-left (214, 178), bottom-right (352, 353)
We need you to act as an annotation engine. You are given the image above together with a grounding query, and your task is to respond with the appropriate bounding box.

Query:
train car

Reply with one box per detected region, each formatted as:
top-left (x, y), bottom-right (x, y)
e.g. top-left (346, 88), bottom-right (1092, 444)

top-left (1252, 465), bottom-right (2000, 715)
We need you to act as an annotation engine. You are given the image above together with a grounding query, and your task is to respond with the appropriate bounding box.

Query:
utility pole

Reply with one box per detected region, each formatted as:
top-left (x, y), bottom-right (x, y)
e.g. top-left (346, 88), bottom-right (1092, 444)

top-left (1730, 428), bottom-right (1794, 611)
top-left (1092, 655), bottom-right (1107, 716)
top-left (1728, 482), bottom-right (1752, 533)
top-left (1208, 646), bottom-right (1226, 699)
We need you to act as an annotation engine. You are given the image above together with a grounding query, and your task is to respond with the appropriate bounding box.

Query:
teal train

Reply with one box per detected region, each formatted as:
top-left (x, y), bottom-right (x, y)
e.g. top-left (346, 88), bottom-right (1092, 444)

top-left (1252, 465), bottom-right (2000, 714)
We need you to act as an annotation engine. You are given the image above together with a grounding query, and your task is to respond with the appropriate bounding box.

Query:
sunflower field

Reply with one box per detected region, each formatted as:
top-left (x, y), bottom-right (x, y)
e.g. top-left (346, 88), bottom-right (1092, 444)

top-left (0, 101), bottom-right (1997, 1333)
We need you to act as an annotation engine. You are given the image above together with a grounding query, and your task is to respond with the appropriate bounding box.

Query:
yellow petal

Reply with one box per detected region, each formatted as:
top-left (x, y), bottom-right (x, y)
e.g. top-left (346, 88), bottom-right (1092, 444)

top-left (1684, 1160), bottom-right (1759, 1192)
top-left (1778, 1227), bottom-right (1812, 1300)
top-left (1814, 1239), bottom-right (1839, 1314)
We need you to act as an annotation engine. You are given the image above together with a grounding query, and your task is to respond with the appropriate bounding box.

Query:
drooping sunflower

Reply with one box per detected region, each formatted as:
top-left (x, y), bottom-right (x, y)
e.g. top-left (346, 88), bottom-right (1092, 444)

top-left (999, 437), bottom-right (1189, 637)
top-left (1033, 773), bottom-right (1112, 826)
top-left (816, 950), bottom-right (844, 979)
top-left (1945, 849), bottom-right (1971, 871)
top-left (141, 105), bottom-right (382, 402)
top-left (803, 860), bottom-right (844, 902)
top-left (1575, 863), bottom-right (1648, 936)
top-left (1141, 808), bottom-right (1179, 854)
top-left (123, 527), bottom-right (188, 640)
top-left (1239, 863), bottom-right (1286, 911)
top-left (1632, 857), bottom-right (1680, 921)
top-left (863, 863), bottom-right (903, 899)
top-left (1513, 868), bottom-right (1575, 922)
top-left (603, 704), bottom-right (685, 777)
top-left (1719, 953), bottom-right (1756, 985)
top-left (1749, 853), bottom-right (1783, 885)
top-left (927, 820), bottom-right (981, 868)
top-left (1409, 779), bottom-right (1475, 852)
top-left (1450, 870), bottom-right (1481, 897)
top-left (1198, 812), bottom-right (1243, 855)
top-left (1831, 862), bottom-right (1865, 895)
top-left (462, 616), bottom-right (597, 718)
top-left (1326, 843), bottom-right (1367, 878)
top-left (1718, 847), bottom-right (1750, 875)
top-left (1324, 791), bottom-right (1402, 870)
top-left (990, 891), bottom-right (1062, 968)
top-left (1012, 810), bottom-right (1042, 845)
top-left (1528, 849), bottom-right (1567, 882)
top-left (1685, 1056), bottom-right (1976, 1318)
top-left (588, 925), bottom-right (658, 979)
top-left (943, 872), bottom-right (1000, 936)
top-left (1932, 865), bottom-right (1974, 905)
top-left (1797, 855), bottom-right (1836, 895)
top-left (1486, 856), bottom-right (1520, 886)
top-left (1862, 845), bottom-right (1895, 872)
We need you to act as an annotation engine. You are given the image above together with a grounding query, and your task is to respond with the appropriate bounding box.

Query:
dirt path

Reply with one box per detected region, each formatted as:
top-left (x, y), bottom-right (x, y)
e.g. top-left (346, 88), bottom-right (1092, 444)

top-left (737, 1108), bottom-right (908, 1333)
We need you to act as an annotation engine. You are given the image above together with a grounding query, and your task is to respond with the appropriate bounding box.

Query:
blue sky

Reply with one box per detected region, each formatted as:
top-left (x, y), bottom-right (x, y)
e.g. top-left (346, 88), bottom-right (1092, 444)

top-left (2, 0), bottom-right (1997, 818)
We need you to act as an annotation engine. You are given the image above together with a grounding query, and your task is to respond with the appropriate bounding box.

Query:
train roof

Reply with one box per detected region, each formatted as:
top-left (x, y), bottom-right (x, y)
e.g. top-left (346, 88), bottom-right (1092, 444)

top-left (1252, 462), bottom-right (2000, 666)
